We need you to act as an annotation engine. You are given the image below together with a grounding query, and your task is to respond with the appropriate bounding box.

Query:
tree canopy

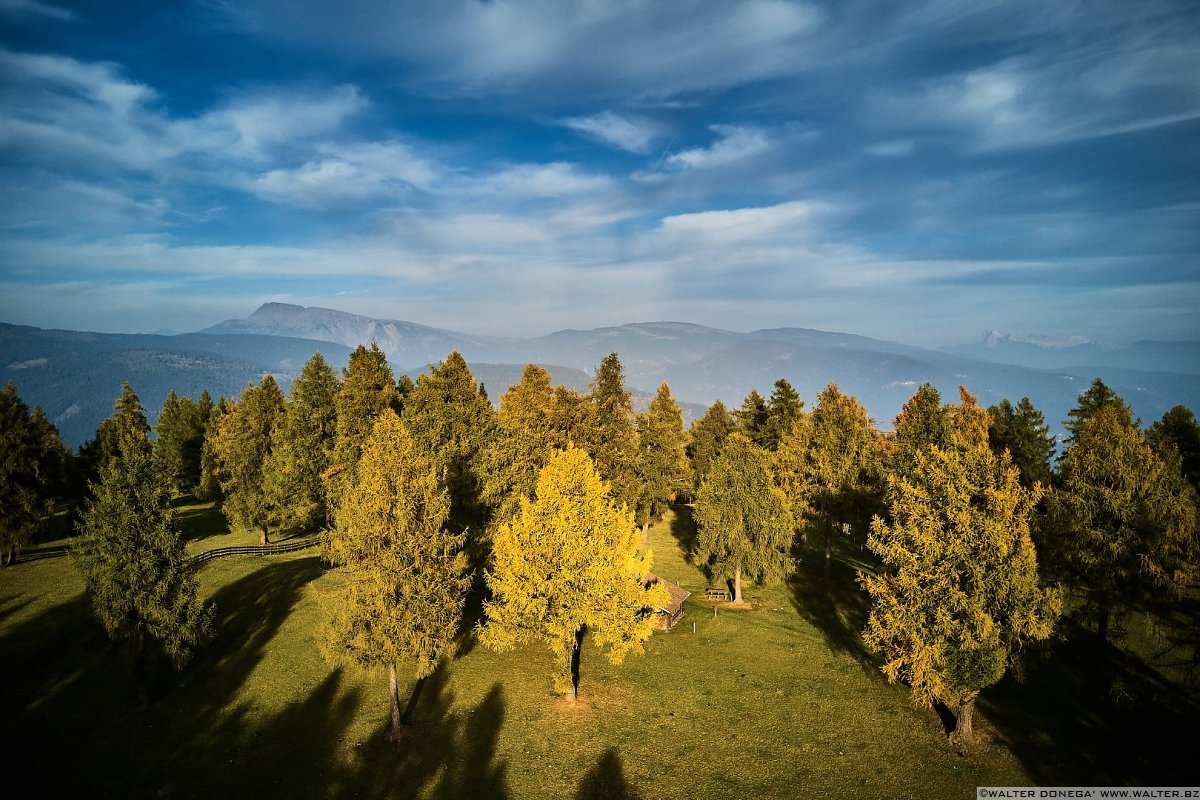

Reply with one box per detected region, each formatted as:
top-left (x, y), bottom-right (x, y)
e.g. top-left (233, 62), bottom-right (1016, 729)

top-left (480, 446), bottom-right (667, 700)
top-left (986, 397), bottom-right (1055, 490)
top-left (0, 383), bottom-right (66, 565)
top-left (212, 375), bottom-right (286, 544)
top-left (863, 388), bottom-right (1060, 741)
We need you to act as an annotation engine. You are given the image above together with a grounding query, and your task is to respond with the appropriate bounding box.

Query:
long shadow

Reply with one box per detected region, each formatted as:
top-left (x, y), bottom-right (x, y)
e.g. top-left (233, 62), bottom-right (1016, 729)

top-left (788, 533), bottom-right (878, 673)
top-left (176, 501), bottom-right (231, 545)
top-left (574, 749), bottom-right (644, 800)
top-left (668, 504), bottom-right (699, 564)
top-left (980, 617), bottom-right (1200, 785)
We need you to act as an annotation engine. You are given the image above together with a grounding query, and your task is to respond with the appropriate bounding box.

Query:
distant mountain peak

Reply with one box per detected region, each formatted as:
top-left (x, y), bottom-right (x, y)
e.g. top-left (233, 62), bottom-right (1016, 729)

top-left (976, 330), bottom-right (1104, 350)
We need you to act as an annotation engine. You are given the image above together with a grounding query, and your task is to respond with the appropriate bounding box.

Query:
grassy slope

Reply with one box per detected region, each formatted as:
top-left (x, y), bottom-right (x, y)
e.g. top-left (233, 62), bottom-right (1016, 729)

top-left (1, 504), bottom-right (1195, 799)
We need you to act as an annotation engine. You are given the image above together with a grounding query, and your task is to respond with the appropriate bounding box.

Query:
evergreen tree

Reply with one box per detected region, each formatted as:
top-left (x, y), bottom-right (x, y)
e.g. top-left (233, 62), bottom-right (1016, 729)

top-left (890, 383), bottom-right (948, 479)
top-left (213, 375), bottom-right (285, 545)
top-left (1046, 403), bottom-right (1196, 651)
top-left (762, 378), bottom-right (804, 451)
top-left (686, 400), bottom-right (735, 494)
top-left (196, 397), bottom-right (227, 502)
top-left (862, 388), bottom-right (1060, 741)
top-left (80, 382), bottom-right (151, 483)
top-left (804, 384), bottom-right (882, 577)
top-left (693, 433), bottom-right (794, 602)
top-left (772, 410), bottom-right (815, 539)
top-left (734, 389), bottom-right (769, 446)
top-left (1063, 378), bottom-right (1136, 444)
top-left (261, 352), bottom-right (339, 534)
top-left (325, 410), bottom-right (468, 742)
top-left (987, 397), bottom-right (1055, 490)
top-left (480, 364), bottom-right (560, 527)
top-left (480, 446), bottom-right (667, 701)
top-left (634, 382), bottom-right (692, 529)
top-left (587, 353), bottom-right (641, 514)
top-left (0, 384), bottom-right (64, 565)
top-left (154, 391), bottom-right (205, 495)
top-left (327, 343), bottom-right (397, 518)
top-left (402, 351), bottom-right (496, 535)
top-left (1147, 405), bottom-right (1200, 492)
top-left (73, 424), bottom-right (212, 703)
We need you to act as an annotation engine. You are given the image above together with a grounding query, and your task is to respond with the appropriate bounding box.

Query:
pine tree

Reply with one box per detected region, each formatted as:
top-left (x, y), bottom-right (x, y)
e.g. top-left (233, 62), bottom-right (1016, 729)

top-left (261, 352), bottom-right (339, 534)
top-left (325, 410), bottom-right (468, 742)
top-left (890, 383), bottom-right (948, 479)
top-left (734, 389), bottom-right (769, 446)
top-left (326, 343), bottom-right (397, 518)
top-left (1063, 378), bottom-right (1136, 444)
top-left (634, 382), bottom-right (692, 529)
top-left (480, 446), bottom-right (668, 701)
top-left (73, 424), bottom-right (213, 704)
top-left (154, 391), bottom-right (204, 495)
top-left (587, 353), bottom-right (641, 514)
top-left (693, 433), bottom-right (794, 602)
top-left (0, 384), bottom-right (64, 565)
top-left (801, 384), bottom-right (882, 577)
top-left (686, 400), bottom-right (735, 494)
top-left (212, 375), bottom-right (285, 545)
top-left (862, 388), bottom-right (1060, 741)
top-left (762, 378), bottom-right (804, 451)
top-left (1046, 403), bottom-right (1196, 651)
top-left (1147, 405), bottom-right (1200, 492)
top-left (402, 351), bottom-right (496, 535)
top-left (986, 397), bottom-right (1055, 490)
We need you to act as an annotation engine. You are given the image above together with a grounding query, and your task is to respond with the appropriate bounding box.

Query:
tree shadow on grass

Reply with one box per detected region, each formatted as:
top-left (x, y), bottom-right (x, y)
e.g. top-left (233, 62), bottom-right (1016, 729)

top-left (574, 749), bottom-right (643, 800)
top-left (980, 618), bottom-right (1200, 786)
top-left (788, 534), bottom-right (878, 675)
top-left (360, 663), bottom-right (510, 800)
top-left (176, 500), bottom-right (231, 546)
top-left (668, 504), bottom-right (698, 563)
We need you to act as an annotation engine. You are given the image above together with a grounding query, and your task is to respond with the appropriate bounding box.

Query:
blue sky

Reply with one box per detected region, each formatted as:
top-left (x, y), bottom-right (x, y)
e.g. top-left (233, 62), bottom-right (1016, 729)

top-left (0, 0), bottom-right (1197, 346)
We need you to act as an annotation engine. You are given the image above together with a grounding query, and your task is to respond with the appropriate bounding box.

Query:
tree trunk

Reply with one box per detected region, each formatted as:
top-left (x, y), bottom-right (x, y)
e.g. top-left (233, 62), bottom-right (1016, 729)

top-left (733, 567), bottom-right (743, 603)
top-left (388, 662), bottom-right (404, 742)
top-left (952, 695), bottom-right (976, 742)
top-left (260, 526), bottom-right (270, 546)
top-left (641, 521), bottom-right (650, 544)
top-left (570, 627), bottom-right (585, 702)
top-left (133, 626), bottom-right (149, 709)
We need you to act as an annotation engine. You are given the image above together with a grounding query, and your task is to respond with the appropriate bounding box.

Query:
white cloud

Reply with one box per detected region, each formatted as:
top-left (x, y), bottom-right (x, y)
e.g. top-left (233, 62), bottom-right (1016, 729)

top-left (0, 0), bottom-right (74, 21)
top-left (470, 162), bottom-right (614, 198)
top-left (559, 111), bottom-right (664, 153)
top-left (865, 139), bottom-right (915, 157)
top-left (665, 125), bottom-right (774, 170)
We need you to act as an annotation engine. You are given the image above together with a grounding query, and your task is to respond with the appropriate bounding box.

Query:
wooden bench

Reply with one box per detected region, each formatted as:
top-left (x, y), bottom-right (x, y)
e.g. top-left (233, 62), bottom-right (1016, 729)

top-left (704, 587), bottom-right (731, 602)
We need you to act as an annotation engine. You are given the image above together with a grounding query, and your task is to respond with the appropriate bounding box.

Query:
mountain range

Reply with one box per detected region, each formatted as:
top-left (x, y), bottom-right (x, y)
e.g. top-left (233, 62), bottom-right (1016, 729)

top-left (3, 303), bottom-right (1197, 449)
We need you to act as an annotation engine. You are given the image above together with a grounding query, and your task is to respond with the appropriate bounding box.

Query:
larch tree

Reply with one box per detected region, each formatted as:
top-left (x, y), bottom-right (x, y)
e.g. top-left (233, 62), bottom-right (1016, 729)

top-left (480, 446), bottom-right (668, 701)
top-left (805, 384), bottom-right (883, 577)
top-left (862, 387), bottom-right (1060, 742)
top-left (1046, 403), bottom-right (1197, 652)
top-left (196, 396), bottom-right (228, 502)
top-left (213, 375), bottom-right (285, 545)
top-left (986, 397), bottom-right (1055, 491)
top-left (479, 364), bottom-right (560, 527)
top-left (890, 383), bottom-right (949, 479)
top-left (73, 423), bottom-right (213, 704)
top-left (402, 351), bottom-right (496, 536)
top-left (325, 409), bottom-right (468, 742)
top-left (1147, 405), bottom-right (1200, 492)
top-left (79, 382), bottom-right (152, 483)
top-left (0, 384), bottom-right (65, 565)
top-left (686, 400), bottom-right (735, 495)
top-left (154, 391), bottom-right (205, 495)
top-left (734, 389), bottom-right (769, 447)
top-left (762, 378), bottom-right (804, 451)
top-left (1063, 377), bottom-right (1136, 444)
top-left (587, 353), bottom-right (641, 515)
top-left (634, 382), bottom-right (692, 532)
top-left (326, 343), bottom-right (397, 520)
top-left (261, 352), bottom-right (339, 534)
top-left (693, 433), bottom-right (795, 603)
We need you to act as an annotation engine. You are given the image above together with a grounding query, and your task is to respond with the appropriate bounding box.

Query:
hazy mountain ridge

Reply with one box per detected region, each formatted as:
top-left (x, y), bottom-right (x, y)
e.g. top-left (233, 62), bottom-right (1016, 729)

top-left (946, 330), bottom-right (1200, 375)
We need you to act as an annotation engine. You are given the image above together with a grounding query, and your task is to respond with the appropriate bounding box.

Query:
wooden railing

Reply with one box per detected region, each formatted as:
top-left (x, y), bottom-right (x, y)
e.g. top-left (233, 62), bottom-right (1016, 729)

top-left (189, 536), bottom-right (321, 567)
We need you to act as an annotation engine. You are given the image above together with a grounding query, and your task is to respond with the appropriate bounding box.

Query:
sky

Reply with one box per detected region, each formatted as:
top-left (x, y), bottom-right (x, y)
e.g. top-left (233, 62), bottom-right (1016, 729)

top-left (0, 0), bottom-right (1197, 347)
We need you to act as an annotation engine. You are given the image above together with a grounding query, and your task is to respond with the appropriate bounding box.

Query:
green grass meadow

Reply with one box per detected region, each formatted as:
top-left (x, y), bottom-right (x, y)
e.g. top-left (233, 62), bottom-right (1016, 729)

top-left (2, 503), bottom-right (1196, 798)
